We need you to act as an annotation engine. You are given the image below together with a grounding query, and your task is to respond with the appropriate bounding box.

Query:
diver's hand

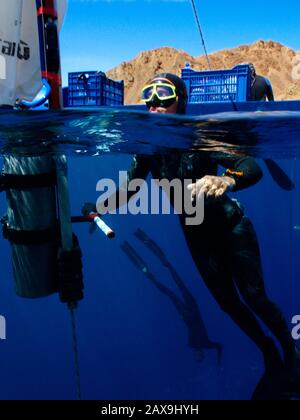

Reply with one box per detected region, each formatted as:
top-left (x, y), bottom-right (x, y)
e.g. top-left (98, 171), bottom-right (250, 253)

top-left (187, 176), bottom-right (236, 200)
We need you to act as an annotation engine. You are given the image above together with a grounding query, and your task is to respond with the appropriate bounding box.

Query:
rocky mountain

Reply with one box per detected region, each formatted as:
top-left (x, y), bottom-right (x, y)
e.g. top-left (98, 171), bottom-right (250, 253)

top-left (107, 40), bottom-right (300, 104)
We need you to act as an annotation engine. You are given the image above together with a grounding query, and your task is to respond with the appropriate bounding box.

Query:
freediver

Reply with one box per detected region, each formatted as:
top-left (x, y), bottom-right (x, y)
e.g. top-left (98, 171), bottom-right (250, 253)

top-left (248, 63), bottom-right (274, 102)
top-left (83, 73), bottom-right (300, 396)
top-left (121, 229), bottom-right (222, 363)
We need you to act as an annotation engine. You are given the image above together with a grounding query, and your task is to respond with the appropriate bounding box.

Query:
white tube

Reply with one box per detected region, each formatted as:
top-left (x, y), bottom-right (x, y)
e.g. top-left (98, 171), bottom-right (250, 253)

top-left (92, 215), bottom-right (115, 239)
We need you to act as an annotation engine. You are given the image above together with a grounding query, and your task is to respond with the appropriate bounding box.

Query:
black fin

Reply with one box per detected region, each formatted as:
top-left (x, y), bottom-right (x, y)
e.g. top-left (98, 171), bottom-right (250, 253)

top-left (264, 159), bottom-right (295, 191)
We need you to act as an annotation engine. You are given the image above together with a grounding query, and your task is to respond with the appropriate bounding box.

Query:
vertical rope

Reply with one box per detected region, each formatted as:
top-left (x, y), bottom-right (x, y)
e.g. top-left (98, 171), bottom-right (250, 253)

top-left (190, 0), bottom-right (212, 70)
top-left (189, 0), bottom-right (238, 108)
top-left (69, 305), bottom-right (82, 400)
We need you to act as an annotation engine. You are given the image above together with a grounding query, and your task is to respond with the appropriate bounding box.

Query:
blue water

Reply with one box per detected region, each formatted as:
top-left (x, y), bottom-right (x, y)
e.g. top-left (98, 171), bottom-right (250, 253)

top-left (0, 109), bottom-right (300, 400)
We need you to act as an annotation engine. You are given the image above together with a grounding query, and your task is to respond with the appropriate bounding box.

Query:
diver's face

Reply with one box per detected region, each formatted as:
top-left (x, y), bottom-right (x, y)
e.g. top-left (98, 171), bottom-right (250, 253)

top-left (149, 98), bottom-right (179, 114)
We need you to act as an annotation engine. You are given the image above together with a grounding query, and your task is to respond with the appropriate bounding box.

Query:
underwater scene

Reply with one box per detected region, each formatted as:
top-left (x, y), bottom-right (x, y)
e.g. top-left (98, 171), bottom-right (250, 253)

top-left (0, 108), bottom-right (300, 401)
top-left (1, 0), bottom-right (300, 404)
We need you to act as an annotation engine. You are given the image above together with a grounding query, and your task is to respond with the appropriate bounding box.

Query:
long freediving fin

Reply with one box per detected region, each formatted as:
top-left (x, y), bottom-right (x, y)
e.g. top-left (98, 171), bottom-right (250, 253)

top-left (264, 159), bottom-right (295, 191)
top-left (134, 228), bottom-right (169, 266)
top-left (121, 241), bottom-right (149, 273)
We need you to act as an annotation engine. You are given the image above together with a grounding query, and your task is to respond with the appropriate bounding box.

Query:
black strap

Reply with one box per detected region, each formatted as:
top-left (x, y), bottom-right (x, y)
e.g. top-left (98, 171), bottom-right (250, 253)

top-left (2, 222), bottom-right (59, 245)
top-left (0, 172), bottom-right (57, 192)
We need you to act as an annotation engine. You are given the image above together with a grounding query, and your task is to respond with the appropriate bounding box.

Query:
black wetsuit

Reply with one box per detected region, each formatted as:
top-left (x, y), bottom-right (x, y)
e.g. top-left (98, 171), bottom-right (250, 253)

top-left (126, 152), bottom-right (294, 360)
top-left (251, 75), bottom-right (274, 101)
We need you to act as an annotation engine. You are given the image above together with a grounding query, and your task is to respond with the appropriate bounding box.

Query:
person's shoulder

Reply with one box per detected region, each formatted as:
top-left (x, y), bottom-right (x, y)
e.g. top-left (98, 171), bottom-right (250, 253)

top-left (264, 78), bottom-right (272, 87)
top-left (255, 75), bottom-right (266, 82)
top-left (256, 75), bottom-right (272, 85)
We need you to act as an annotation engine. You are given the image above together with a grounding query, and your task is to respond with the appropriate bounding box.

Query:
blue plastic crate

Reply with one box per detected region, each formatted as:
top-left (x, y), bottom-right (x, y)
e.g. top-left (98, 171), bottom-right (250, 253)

top-left (62, 87), bottom-right (69, 107)
top-left (181, 64), bottom-right (251, 103)
top-left (67, 71), bottom-right (124, 107)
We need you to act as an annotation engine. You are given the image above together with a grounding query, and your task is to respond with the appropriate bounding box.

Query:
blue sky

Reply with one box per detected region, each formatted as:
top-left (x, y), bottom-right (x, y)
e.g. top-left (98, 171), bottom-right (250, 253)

top-left (60, 0), bottom-right (300, 86)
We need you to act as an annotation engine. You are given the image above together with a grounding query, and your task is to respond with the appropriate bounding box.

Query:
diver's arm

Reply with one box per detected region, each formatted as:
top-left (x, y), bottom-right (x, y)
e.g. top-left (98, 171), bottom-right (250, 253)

top-left (216, 155), bottom-right (263, 191)
top-left (126, 155), bottom-right (151, 200)
top-left (187, 155), bottom-right (262, 199)
top-left (265, 79), bottom-right (274, 101)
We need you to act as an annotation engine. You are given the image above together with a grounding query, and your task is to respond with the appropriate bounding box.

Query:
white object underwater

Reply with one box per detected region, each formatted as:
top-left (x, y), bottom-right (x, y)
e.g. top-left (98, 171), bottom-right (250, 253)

top-left (0, 0), bottom-right (67, 106)
top-left (93, 215), bottom-right (115, 239)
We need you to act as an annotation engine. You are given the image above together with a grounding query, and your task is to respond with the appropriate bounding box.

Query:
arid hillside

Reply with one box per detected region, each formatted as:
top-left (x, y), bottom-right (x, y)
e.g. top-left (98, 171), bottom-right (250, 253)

top-left (107, 40), bottom-right (300, 104)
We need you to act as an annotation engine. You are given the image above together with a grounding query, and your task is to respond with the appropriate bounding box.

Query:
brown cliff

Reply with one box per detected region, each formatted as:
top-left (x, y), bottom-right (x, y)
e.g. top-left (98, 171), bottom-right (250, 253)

top-left (107, 41), bottom-right (300, 104)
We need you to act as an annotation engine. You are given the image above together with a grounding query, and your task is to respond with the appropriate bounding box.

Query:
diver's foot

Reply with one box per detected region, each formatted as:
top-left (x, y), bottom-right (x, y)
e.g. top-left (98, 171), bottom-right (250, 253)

top-left (262, 338), bottom-right (284, 373)
top-left (253, 345), bottom-right (300, 400)
top-left (284, 347), bottom-right (300, 395)
top-left (251, 372), bottom-right (290, 401)
top-left (252, 340), bottom-right (290, 400)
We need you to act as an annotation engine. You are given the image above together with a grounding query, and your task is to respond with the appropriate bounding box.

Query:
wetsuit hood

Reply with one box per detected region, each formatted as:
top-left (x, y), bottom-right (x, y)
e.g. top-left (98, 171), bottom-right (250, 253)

top-left (152, 73), bottom-right (188, 115)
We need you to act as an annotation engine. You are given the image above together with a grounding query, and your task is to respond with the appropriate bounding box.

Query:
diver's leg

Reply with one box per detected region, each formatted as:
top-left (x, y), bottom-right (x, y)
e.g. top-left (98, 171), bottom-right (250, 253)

top-left (182, 226), bottom-right (279, 362)
top-left (229, 216), bottom-right (300, 393)
top-left (228, 216), bottom-right (295, 364)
